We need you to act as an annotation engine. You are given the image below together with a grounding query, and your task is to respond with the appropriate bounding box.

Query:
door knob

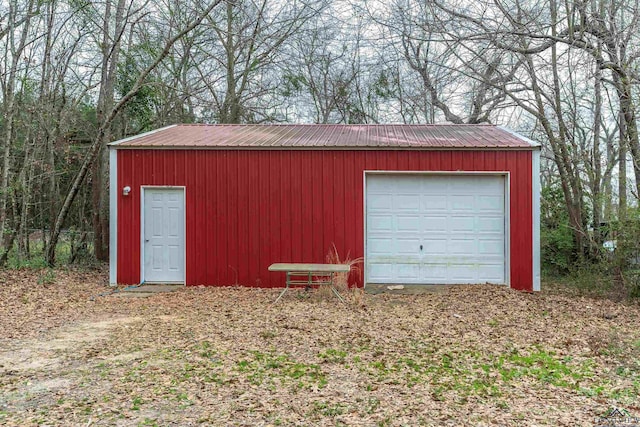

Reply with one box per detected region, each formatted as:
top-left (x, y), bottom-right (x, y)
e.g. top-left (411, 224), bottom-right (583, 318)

top-left (145, 239), bottom-right (149, 243)
top-left (420, 245), bottom-right (423, 250)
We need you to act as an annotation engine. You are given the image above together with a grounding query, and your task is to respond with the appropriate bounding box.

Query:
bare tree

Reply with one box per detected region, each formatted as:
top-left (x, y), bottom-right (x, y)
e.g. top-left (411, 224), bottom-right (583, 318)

top-left (0, 0), bottom-right (38, 252)
top-left (284, 12), bottom-right (372, 124)
top-left (189, 0), bottom-right (325, 124)
top-left (411, 0), bottom-right (640, 259)
top-left (371, 0), bottom-right (518, 124)
top-left (45, 0), bottom-right (223, 265)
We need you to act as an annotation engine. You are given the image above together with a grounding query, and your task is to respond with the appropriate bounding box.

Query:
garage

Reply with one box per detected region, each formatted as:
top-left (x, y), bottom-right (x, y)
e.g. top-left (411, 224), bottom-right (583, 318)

top-left (109, 124), bottom-right (540, 291)
top-left (366, 174), bottom-right (507, 285)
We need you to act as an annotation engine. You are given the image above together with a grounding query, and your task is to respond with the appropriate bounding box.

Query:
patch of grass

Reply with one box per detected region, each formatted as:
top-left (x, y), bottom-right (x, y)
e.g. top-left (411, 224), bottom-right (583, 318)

top-left (155, 346), bottom-right (226, 385)
top-left (96, 362), bottom-right (112, 378)
top-left (318, 348), bottom-right (347, 364)
top-left (503, 350), bottom-right (586, 386)
top-left (131, 396), bottom-right (143, 410)
top-left (236, 350), bottom-right (327, 389)
top-left (496, 400), bottom-right (509, 410)
top-left (169, 390), bottom-right (193, 408)
top-left (8, 255), bottom-right (50, 269)
top-left (37, 269), bottom-right (56, 285)
top-left (475, 348), bottom-right (594, 392)
top-left (198, 340), bottom-right (216, 358)
top-left (363, 397), bottom-right (380, 414)
top-left (122, 360), bottom-right (155, 384)
top-left (356, 345), bottom-right (596, 399)
top-left (6, 233), bottom-right (105, 269)
top-left (311, 401), bottom-right (348, 417)
top-left (544, 266), bottom-right (640, 300)
top-left (7, 241), bottom-right (74, 269)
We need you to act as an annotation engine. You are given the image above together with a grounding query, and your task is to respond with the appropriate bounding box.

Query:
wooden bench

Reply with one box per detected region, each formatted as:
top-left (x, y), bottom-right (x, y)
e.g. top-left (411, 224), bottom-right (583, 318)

top-left (268, 263), bottom-right (351, 303)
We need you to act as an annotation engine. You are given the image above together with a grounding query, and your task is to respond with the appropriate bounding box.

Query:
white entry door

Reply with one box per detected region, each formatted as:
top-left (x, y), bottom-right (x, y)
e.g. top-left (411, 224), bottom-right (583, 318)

top-left (143, 188), bottom-right (185, 283)
top-left (366, 174), bottom-right (506, 285)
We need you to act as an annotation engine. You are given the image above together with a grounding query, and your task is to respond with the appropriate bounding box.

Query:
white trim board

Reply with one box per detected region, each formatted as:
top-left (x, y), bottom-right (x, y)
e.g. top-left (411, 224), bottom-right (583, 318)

top-left (532, 149), bottom-right (541, 291)
top-left (109, 148), bottom-right (117, 285)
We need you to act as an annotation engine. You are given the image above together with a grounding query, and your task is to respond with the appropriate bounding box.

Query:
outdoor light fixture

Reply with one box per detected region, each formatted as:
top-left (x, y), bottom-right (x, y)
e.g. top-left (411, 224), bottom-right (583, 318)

top-left (122, 186), bottom-right (131, 196)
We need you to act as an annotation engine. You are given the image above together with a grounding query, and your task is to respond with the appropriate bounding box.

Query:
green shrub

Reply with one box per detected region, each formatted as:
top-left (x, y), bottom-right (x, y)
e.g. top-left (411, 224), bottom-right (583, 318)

top-left (541, 185), bottom-right (577, 275)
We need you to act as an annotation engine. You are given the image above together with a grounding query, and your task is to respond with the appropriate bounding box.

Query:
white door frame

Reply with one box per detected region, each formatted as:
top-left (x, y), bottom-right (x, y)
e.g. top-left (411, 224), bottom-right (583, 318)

top-left (363, 171), bottom-right (511, 287)
top-left (140, 186), bottom-right (187, 284)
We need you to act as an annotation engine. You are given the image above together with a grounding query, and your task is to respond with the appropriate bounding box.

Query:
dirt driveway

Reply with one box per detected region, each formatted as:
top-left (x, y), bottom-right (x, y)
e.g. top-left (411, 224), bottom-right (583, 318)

top-left (1, 269), bottom-right (639, 426)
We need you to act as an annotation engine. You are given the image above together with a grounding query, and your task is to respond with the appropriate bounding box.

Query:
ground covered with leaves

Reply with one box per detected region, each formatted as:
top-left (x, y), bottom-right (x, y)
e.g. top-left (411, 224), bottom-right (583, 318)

top-left (1, 268), bottom-right (639, 426)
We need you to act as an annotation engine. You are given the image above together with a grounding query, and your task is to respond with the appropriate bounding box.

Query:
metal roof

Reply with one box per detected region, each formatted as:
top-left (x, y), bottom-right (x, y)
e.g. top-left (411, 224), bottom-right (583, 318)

top-left (110, 124), bottom-right (539, 150)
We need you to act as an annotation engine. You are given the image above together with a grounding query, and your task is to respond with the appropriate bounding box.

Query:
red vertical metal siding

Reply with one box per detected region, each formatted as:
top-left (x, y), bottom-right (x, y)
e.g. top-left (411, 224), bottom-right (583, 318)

top-left (117, 150), bottom-right (534, 291)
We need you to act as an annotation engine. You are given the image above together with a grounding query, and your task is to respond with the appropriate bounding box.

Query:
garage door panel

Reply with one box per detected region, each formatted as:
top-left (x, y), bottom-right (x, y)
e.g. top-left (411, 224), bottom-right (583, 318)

top-left (369, 263), bottom-right (394, 281)
top-left (423, 216), bottom-right (448, 231)
top-left (477, 195), bottom-right (503, 211)
top-left (368, 238), bottom-right (393, 254)
top-left (368, 195), bottom-right (393, 210)
top-left (448, 179), bottom-right (471, 191)
top-left (449, 216), bottom-right (476, 232)
top-left (479, 239), bottom-right (504, 255)
top-left (396, 263), bottom-right (420, 280)
top-left (449, 264), bottom-right (478, 281)
top-left (397, 215), bottom-right (421, 231)
top-left (421, 263), bottom-right (447, 281)
top-left (448, 239), bottom-right (477, 254)
top-left (368, 178), bottom-right (396, 193)
top-left (398, 178), bottom-right (422, 191)
top-left (478, 217), bottom-right (504, 233)
top-left (367, 174), bottom-right (506, 285)
top-left (449, 195), bottom-right (475, 211)
top-left (421, 177), bottom-right (448, 193)
top-left (369, 215), bottom-right (393, 231)
top-left (395, 195), bottom-right (420, 211)
top-left (422, 195), bottom-right (448, 211)
top-left (394, 238), bottom-right (420, 254)
top-left (462, 175), bottom-right (504, 196)
top-left (476, 265), bottom-right (505, 283)
top-left (423, 239), bottom-right (447, 254)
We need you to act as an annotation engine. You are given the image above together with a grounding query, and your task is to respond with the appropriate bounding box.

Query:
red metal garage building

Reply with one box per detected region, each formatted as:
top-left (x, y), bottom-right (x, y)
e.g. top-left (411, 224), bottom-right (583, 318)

top-left (109, 124), bottom-right (540, 291)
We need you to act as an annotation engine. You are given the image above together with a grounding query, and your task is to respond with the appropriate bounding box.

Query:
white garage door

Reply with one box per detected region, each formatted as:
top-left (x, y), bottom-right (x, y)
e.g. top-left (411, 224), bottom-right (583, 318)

top-left (366, 174), bottom-right (506, 285)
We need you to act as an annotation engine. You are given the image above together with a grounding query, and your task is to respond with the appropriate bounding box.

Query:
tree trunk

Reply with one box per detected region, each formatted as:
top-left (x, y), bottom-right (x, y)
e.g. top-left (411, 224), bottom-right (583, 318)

top-left (91, 0), bottom-right (126, 261)
top-left (0, 0), bottom-right (35, 252)
top-left (616, 75), bottom-right (628, 219)
top-left (45, 0), bottom-right (222, 265)
top-left (591, 58), bottom-right (603, 250)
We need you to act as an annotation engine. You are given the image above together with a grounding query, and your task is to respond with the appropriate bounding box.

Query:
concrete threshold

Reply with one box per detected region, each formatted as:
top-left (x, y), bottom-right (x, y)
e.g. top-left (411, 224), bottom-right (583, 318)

top-left (365, 284), bottom-right (463, 295)
top-left (105, 284), bottom-right (183, 298)
top-left (123, 284), bottom-right (184, 293)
